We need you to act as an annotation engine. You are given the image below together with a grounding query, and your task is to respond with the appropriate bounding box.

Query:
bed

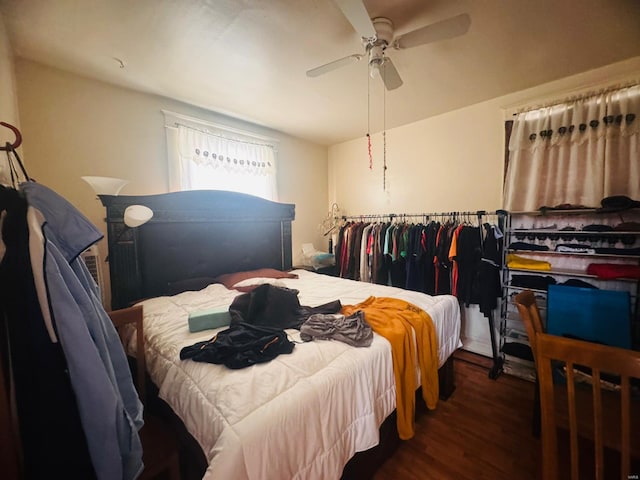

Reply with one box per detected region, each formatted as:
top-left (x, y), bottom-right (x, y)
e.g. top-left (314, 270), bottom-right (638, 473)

top-left (99, 190), bottom-right (462, 480)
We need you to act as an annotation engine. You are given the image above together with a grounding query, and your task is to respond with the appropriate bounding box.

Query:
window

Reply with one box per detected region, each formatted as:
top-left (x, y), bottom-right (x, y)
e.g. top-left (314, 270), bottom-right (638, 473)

top-left (164, 111), bottom-right (278, 200)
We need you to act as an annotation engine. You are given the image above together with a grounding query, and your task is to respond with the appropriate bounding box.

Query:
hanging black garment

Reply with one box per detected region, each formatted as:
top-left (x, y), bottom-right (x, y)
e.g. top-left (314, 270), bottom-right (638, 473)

top-left (348, 222), bottom-right (366, 280)
top-left (435, 224), bottom-right (455, 295)
top-left (335, 224), bottom-right (345, 276)
top-left (405, 225), bottom-right (425, 292)
top-left (180, 322), bottom-right (295, 369)
top-left (455, 226), bottom-right (482, 305)
top-left (0, 186), bottom-right (95, 479)
top-left (422, 222), bottom-right (439, 295)
top-left (389, 224), bottom-right (408, 288)
top-left (477, 223), bottom-right (503, 318)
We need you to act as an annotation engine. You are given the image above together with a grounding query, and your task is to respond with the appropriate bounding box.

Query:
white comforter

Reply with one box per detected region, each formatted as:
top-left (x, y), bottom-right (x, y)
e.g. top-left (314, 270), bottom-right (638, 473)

top-left (136, 270), bottom-right (461, 480)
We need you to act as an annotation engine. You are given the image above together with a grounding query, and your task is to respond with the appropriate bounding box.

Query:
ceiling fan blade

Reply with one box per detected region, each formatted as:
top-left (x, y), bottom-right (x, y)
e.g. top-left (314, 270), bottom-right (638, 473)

top-left (394, 13), bottom-right (471, 50)
top-left (379, 57), bottom-right (403, 91)
top-left (306, 54), bottom-right (363, 78)
top-left (335, 0), bottom-right (376, 38)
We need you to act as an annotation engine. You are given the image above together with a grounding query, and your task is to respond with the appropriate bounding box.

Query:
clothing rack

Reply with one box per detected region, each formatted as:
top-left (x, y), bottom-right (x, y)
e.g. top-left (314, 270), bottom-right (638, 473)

top-left (340, 208), bottom-right (508, 379)
top-left (342, 209), bottom-right (507, 221)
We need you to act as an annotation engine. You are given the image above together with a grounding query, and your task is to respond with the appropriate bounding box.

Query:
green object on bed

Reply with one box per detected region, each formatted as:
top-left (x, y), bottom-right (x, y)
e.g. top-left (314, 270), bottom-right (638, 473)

top-left (188, 307), bottom-right (231, 332)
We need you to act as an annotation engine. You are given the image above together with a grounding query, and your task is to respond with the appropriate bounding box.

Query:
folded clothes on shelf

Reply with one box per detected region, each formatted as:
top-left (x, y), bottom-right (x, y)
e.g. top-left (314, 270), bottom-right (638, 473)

top-left (507, 253), bottom-right (551, 271)
top-left (558, 278), bottom-right (598, 289)
top-left (511, 274), bottom-right (556, 290)
top-left (554, 244), bottom-right (596, 254)
top-left (508, 241), bottom-right (549, 251)
top-left (501, 342), bottom-right (534, 362)
top-left (614, 221), bottom-right (640, 231)
top-left (596, 195), bottom-right (640, 213)
top-left (582, 224), bottom-right (614, 232)
top-left (586, 263), bottom-right (640, 279)
top-left (594, 247), bottom-right (640, 256)
top-left (513, 224), bottom-right (557, 230)
top-left (538, 203), bottom-right (592, 212)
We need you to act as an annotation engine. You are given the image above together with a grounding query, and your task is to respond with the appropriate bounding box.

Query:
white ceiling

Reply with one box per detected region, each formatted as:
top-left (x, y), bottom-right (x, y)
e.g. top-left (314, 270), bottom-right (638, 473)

top-left (2, 0), bottom-right (640, 146)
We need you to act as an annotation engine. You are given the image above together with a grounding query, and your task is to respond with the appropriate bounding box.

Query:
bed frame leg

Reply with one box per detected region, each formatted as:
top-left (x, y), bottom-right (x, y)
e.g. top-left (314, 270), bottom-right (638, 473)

top-left (438, 355), bottom-right (456, 400)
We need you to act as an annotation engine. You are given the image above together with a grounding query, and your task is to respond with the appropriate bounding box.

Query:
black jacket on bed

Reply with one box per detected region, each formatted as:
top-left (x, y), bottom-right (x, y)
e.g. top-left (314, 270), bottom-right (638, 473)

top-left (179, 322), bottom-right (295, 369)
top-left (228, 284), bottom-right (341, 330)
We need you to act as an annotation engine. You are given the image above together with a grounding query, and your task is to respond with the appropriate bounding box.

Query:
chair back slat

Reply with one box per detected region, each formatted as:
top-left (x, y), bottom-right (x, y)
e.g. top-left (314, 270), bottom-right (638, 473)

top-left (537, 347), bottom-right (558, 479)
top-left (564, 364), bottom-right (579, 480)
top-left (621, 376), bottom-right (631, 479)
top-left (592, 369), bottom-right (603, 480)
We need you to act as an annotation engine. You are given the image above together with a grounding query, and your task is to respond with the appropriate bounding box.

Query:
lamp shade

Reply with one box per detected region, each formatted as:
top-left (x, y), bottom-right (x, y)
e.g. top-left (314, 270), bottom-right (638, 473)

top-left (82, 176), bottom-right (128, 195)
top-left (124, 205), bottom-right (153, 228)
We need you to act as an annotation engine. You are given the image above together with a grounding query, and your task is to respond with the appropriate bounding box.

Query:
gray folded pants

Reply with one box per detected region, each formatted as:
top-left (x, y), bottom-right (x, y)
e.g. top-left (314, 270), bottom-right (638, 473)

top-left (299, 310), bottom-right (373, 347)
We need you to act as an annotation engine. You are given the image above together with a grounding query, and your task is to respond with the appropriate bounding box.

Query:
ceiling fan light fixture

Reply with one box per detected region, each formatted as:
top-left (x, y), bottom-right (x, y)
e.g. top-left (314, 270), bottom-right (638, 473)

top-left (369, 59), bottom-right (383, 79)
top-left (371, 17), bottom-right (393, 44)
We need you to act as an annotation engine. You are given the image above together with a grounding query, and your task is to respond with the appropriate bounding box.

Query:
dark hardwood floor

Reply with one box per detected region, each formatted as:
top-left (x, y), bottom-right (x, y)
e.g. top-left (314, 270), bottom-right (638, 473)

top-left (374, 351), bottom-right (541, 480)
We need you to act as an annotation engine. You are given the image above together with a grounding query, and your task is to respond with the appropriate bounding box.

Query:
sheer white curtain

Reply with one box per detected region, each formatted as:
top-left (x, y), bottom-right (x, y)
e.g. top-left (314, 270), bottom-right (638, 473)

top-left (166, 123), bottom-right (278, 201)
top-left (504, 84), bottom-right (640, 212)
top-left (604, 87), bottom-right (640, 197)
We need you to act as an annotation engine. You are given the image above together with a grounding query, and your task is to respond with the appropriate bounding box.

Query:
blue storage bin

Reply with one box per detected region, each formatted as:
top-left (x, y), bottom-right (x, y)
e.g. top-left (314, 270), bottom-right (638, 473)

top-left (546, 285), bottom-right (631, 349)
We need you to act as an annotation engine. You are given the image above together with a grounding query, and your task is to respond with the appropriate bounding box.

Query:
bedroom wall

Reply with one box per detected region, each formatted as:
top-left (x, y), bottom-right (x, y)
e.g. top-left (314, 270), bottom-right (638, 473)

top-left (0, 12), bottom-right (20, 183)
top-left (328, 56), bottom-right (640, 356)
top-left (13, 59), bottom-right (328, 305)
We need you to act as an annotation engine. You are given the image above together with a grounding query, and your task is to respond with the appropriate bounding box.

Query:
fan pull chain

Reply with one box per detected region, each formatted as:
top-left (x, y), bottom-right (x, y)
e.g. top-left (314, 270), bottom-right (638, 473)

top-left (383, 62), bottom-right (387, 191)
top-left (367, 68), bottom-right (372, 170)
top-left (383, 131), bottom-right (386, 191)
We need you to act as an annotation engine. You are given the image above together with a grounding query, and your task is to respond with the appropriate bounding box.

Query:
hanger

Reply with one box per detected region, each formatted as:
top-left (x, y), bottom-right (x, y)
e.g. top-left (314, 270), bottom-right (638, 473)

top-left (0, 122), bottom-right (22, 151)
top-left (1, 122), bottom-right (31, 188)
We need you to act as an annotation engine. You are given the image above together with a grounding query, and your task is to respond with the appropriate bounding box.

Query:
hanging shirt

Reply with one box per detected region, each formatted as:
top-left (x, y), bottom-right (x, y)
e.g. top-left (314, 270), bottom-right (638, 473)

top-left (360, 223), bottom-right (374, 282)
top-left (448, 224), bottom-right (464, 297)
top-left (477, 223), bottom-right (503, 318)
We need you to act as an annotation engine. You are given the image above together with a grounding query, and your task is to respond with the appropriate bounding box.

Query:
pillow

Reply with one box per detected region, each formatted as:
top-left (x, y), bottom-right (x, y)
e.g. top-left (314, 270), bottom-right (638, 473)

top-left (188, 307), bottom-right (231, 332)
top-left (166, 277), bottom-right (217, 295)
top-left (214, 268), bottom-right (298, 290)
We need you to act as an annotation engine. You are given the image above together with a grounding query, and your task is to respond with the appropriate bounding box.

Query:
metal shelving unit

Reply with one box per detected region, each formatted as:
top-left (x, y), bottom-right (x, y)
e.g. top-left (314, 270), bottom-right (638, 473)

top-left (500, 209), bottom-right (640, 380)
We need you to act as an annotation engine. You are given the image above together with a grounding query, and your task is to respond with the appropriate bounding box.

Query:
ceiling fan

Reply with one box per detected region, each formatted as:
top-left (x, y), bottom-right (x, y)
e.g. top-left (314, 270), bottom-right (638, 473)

top-left (306, 0), bottom-right (471, 90)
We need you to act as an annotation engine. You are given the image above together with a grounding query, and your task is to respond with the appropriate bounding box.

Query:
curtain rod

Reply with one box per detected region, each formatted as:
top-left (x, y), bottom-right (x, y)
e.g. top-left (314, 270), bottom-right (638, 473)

top-left (169, 122), bottom-right (278, 149)
top-left (161, 109), bottom-right (279, 144)
top-left (511, 80), bottom-right (640, 116)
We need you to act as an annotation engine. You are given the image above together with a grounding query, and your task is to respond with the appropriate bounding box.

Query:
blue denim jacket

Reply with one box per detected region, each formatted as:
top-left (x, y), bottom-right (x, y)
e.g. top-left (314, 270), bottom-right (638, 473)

top-left (22, 182), bottom-right (144, 480)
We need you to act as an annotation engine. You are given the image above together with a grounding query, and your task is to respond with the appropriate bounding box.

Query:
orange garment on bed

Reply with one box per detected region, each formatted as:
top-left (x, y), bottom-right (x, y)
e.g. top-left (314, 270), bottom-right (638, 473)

top-left (341, 297), bottom-right (439, 440)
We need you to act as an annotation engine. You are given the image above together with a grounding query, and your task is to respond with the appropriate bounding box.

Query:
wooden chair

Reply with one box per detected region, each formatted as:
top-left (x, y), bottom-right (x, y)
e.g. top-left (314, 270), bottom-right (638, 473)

top-left (108, 305), bottom-right (181, 480)
top-left (535, 332), bottom-right (640, 480)
top-left (513, 289), bottom-right (545, 436)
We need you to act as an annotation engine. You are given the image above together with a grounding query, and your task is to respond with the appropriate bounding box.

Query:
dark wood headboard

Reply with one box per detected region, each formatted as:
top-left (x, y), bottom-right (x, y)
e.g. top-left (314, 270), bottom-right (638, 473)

top-left (100, 190), bottom-right (295, 309)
